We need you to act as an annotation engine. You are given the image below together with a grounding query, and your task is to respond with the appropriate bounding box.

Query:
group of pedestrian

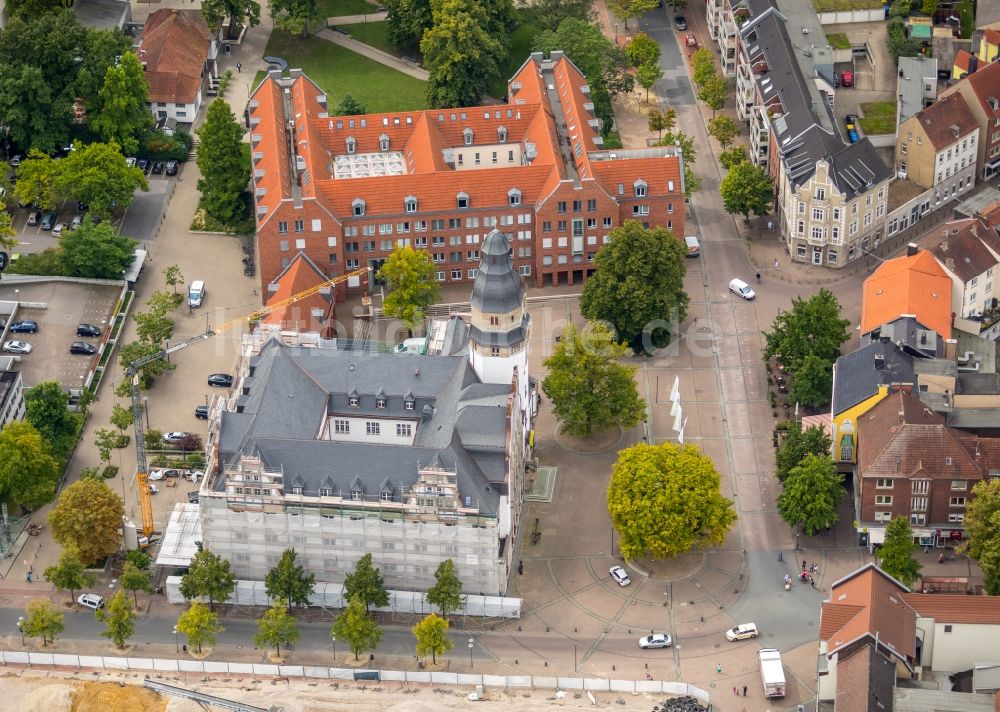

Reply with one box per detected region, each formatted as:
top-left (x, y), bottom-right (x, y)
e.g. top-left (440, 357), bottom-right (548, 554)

top-left (732, 685), bottom-right (748, 696)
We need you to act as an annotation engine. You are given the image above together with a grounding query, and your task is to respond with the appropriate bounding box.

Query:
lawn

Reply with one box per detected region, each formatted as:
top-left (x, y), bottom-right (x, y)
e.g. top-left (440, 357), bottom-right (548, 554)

top-left (317, 0), bottom-right (378, 18)
top-left (263, 31), bottom-right (427, 112)
top-left (812, 0), bottom-right (883, 10)
top-left (826, 33), bottom-right (851, 50)
top-left (859, 101), bottom-right (897, 135)
top-left (489, 15), bottom-right (541, 99)
top-left (335, 21), bottom-right (400, 57)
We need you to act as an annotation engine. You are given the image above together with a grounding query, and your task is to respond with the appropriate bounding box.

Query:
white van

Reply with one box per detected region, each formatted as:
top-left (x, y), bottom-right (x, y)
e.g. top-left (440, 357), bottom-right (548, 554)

top-left (684, 235), bottom-right (700, 257)
top-left (188, 280), bottom-right (206, 308)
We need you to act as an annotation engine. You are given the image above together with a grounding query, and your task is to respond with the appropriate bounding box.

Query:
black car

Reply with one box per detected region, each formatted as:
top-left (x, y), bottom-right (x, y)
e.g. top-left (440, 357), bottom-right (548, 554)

top-left (152, 161), bottom-right (165, 175)
top-left (207, 373), bottom-right (234, 388)
top-left (165, 160), bottom-right (179, 176)
top-left (195, 404), bottom-right (209, 419)
top-left (69, 341), bottom-right (97, 355)
top-left (9, 320), bottom-right (38, 333)
top-left (76, 323), bottom-right (101, 338)
top-left (137, 159), bottom-right (150, 173)
top-left (674, 15), bottom-right (687, 30)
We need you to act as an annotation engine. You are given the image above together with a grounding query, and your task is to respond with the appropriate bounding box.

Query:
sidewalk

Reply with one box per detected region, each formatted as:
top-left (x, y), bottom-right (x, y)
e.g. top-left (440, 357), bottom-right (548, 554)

top-left (315, 28), bottom-right (428, 80)
top-left (328, 10), bottom-right (388, 25)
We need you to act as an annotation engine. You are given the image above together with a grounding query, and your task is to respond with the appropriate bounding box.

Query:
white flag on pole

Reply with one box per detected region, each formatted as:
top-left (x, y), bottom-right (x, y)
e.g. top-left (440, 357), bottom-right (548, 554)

top-left (670, 398), bottom-right (680, 417)
top-left (678, 418), bottom-right (688, 444)
top-left (673, 409), bottom-right (683, 433)
top-left (670, 376), bottom-right (680, 403)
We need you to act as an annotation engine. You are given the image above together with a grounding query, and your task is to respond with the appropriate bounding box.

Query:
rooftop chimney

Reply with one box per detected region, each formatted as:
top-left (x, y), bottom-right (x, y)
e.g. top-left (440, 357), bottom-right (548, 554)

top-left (906, 243), bottom-right (918, 256)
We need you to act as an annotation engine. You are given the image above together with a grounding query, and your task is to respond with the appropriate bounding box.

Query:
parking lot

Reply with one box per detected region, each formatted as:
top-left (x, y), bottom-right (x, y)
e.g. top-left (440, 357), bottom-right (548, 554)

top-left (0, 281), bottom-right (121, 389)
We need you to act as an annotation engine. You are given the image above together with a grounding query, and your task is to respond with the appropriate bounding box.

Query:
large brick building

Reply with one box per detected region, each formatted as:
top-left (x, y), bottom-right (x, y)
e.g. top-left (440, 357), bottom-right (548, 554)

top-left (248, 52), bottom-right (686, 297)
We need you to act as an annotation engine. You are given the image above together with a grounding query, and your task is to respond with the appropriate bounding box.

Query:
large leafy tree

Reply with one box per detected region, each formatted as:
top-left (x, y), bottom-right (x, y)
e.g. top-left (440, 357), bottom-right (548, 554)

top-left (343, 553), bottom-right (390, 613)
top-left (334, 95), bottom-right (368, 116)
top-left (608, 443), bottom-right (737, 560)
top-left (790, 353), bottom-right (835, 408)
top-left (5, 0), bottom-right (62, 18)
top-left (697, 74), bottom-right (728, 117)
top-left (542, 322), bottom-right (645, 437)
top-left (253, 604), bottom-right (300, 657)
top-left (412, 613), bottom-right (453, 664)
top-left (56, 142), bottom-right (148, 218)
top-left (49, 479), bottom-right (124, 565)
top-left (202, 0), bottom-right (262, 40)
top-left (775, 423), bottom-right (832, 483)
top-left (269, 0), bottom-right (320, 38)
top-left (777, 454), bottom-right (845, 535)
top-left (97, 590), bottom-right (136, 649)
top-left (878, 517), bottom-right (921, 587)
top-left (22, 600), bottom-right (64, 646)
top-left (691, 48), bottom-right (717, 87)
top-left (25, 381), bottom-right (80, 460)
top-left (384, 0), bottom-right (432, 49)
top-left (176, 602), bottom-right (224, 654)
top-left (264, 549), bottom-right (316, 611)
top-left (43, 546), bottom-right (94, 605)
top-left (179, 547), bottom-right (237, 610)
top-left (624, 32), bottom-right (660, 68)
top-left (196, 99), bottom-right (250, 226)
top-left (636, 63), bottom-right (663, 103)
top-left (533, 0), bottom-right (595, 28)
top-left (961, 479), bottom-right (1000, 595)
top-left (425, 559), bottom-right (463, 617)
top-left (120, 561), bottom-right (154, 606)
top-left (331, 594), bottom-right (383, 661)
top-left (13, 150), bottom-right (60, 211)
top-left (719, 146), bottom-right (748, 171)
top-left (609, 0), bottom-right (659, 30)
top-left (0, 421), bottom-right (61, 509)
top-left (580, 220), bottom-right (689, 352)
top-left (74, 27), bottom-right (133, 118)
top-left (60, 221), bottom-right (137, 279)
top-left (90, 53), bottom-right (151, 156)
top-left (720, 160), bottom-right (773, 224)
top-left (708, 115), bottom-right (739, 149)
top-left (421, 0), bottom-right (505, 107)
top-left (764, 289), bottom-right (850, 373)
top-left (378, 246), bottom-right (441, 333)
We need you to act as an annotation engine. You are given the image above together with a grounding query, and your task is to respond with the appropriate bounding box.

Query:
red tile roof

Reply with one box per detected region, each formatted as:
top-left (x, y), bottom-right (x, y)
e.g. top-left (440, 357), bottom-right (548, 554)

top-left (139, 9), bottom-right (211, 105)
top-left (861, 250), bottom-right (953, 338)
top-left (914, 93), bottom-right (980, 150)
top-left (962, 60), bottom-right (1000, 119)
top-left (984, 27), bottom-right (1000, 46)
top-left (900, 592), bottom-right (1000, 624)
top-left (954, 49), bottom-right (976, 75)
top-left (930, 218), bottom-right (1000, 282)
top-left (264, 253), bottom-right (335, 335)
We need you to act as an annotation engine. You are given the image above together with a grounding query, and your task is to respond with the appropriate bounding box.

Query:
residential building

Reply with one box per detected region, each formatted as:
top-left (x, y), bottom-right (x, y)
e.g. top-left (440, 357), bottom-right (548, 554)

top-left (197, 230), bottom-right (535, 596)
top-left (976, 27), bottom-right (1000, 64)
top-left (137, 9), bottom-right (218, 125)
top-left (928, 219), bottom-right (1000, 318)
top-left (952, 49), bottom-right (978, 81)
top-left (262, 252), bottom-right (337, 337)
top-left (859, 248), bottom-right (954, 342)
top-left (896, 57), bottom-right (938, 127)
top-left (248, 53), bottom-right (685, 299)
top-left (939, 60), bottom-right (1000, 180)
top-left (895, 93), bottom-right (978, 205)
top-left (0, 368), bottom-right (25, 430)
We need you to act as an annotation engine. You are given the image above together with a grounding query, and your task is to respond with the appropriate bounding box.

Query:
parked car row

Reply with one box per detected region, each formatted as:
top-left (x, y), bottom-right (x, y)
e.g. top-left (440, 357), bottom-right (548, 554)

top-left (0, 321), bottom-right (102, 357)
top-left (128, 157), bottom-right (179, 176)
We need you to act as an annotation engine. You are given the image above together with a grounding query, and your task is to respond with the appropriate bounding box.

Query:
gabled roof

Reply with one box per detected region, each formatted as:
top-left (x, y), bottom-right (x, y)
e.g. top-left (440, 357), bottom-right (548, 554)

top-left (263, 252), bottom-right (334, 335)
top-left (911, 93), bottom-right (980, 150)
top-left (899, 592), bottom-right (1000, 624)
top-left (954, 49), bottom-right (977, 75)
top-left (139, 9), bottom-right (211, 105)
top-left (832, 341), bottom-right (914, 416)
top-left (930, 219), bottom-right (1000, 283)
top-left (861, 250), bottom-right (953, 339)
top-left (960, 60), bottom-right (1000, 119)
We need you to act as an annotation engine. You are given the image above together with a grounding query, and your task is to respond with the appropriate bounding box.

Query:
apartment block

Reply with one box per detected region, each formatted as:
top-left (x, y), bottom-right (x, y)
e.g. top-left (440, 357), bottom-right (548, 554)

top-left (895, 93), bottom-right (978, 204)
top-left (939, 60), bottom-right (1000, 180)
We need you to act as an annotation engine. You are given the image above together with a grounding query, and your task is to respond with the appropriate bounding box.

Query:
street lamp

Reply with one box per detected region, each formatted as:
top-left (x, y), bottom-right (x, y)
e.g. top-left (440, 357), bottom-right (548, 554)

top-left (468, 637), bottom-right (474, 669)
top-left (17, 616), bottom-right (24, 645)
top-left (332, 634), bottom-right (337, 662)
top-left (143, 396), bottom-right (150, 429)
top-left (173, 626), bottom-right (179, 654)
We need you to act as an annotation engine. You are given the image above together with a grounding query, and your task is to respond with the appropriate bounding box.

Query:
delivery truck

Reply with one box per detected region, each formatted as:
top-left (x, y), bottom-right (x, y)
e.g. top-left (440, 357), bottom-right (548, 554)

top-left (758, 648), bottom-right (786, 698)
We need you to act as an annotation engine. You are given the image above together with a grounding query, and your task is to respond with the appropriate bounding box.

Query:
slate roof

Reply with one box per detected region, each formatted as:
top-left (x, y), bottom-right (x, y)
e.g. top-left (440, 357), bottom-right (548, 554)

top-left (471, 230), bottom-right (524, 314)
top-left (913, 93), bottom-right (980, 150)
top-left (831, 341), bottom-right (915, 416)
top-left (861, 250), bottom-right (953, 339)
top-left (930, 219), bottom-right (1000, 283)
top-left (139, 9), bottom-right (211, 105)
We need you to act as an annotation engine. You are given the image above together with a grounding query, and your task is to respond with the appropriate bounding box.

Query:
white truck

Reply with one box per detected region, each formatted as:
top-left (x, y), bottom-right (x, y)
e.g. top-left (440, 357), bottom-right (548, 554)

top-left (758, 648), bottom-right (786, 698)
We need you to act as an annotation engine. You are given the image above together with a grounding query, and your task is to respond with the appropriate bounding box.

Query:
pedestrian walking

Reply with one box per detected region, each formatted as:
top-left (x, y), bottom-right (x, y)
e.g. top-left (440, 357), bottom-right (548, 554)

top-left (518, 560), bottom-right (523, 575)
top-left (743, 685), bottom-right (747, 696)
top-left (716, 664), bottom-right (722, 673)
top-left (773, 257), bottom-right (779, 268)
top-left (237, 62), bottom-right (242, 73)
top-left (755, 272), bottom-right (761, 284)
top-left (733, 686), bottom-right (738, 696)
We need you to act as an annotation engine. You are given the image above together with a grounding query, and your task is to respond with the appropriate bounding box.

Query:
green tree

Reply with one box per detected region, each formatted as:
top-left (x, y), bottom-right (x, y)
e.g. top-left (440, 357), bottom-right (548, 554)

top-left (691, 48), bottom-right (717, 86)
top-left (609, 0), bottom-right (659, 30)
top-left (25, 380), bottom-right (80, 460)
top-left (878, 517), bottom-right (922, 586)
top-left (126, 550), bottom-right (152, 571)
top-left (97, 590), bottom-right (135, 649)
top-left (264, 549), bottom-right (316, 611)
top-left (176, 602), bottom-right (224, 654)
top-left (22, 599), bottom-right (64, 646)
top-left (659, 129), bottom-right (696, 166)
top-left (426, 559), bottom-right (464, 617)
top-left (43, 546), bottom-right (94, 604)
top-left (120, 561), bottom-right (154, 606)
top-left (764, 289), bottom-right (850, 373)
top-left (421, 0), bottom-right (505, 108)
top-left (60, 221), bottom-right (137, 279)
top-left (48, 479), bottom-right (124, 565)
top-left (134, 293), bottom-right (176, 347)
top-left (777, 454), bottom-right (844, 535)
top-left (636, 63), bottom-right (663, 102)
top-left (269, 0), bottom-right (320, 38)
top-left (196, 99), bottom-right (250, 226)
top-left (0, 420), bottom-right (61, 509)
top-left (0, 198), bottom-right (14, 250)
top-left (378, 245), bottom-right (441, 333)
top-left (162, 264), bottom-right (184, 295)
top-left (412, 612), bottom-right (453, 664)
top-left (110, 403), bottom-right (134, 445)
top-left (56, 142), bottom-right (148, 219)
top-left (647, 107), bottom-right (676, 140)
top-left (179, 548), bottom-right (236, 610)
top-left (789, 353), bottom-right (834, 408)
top-left (90, 53), bottom-right (151, 155)
top-left (253, 603), bottom-right (300, 657)
top-left (608, 443), bottom-right (737, 560)
top-left (383, 0), bottom-right (432, 49)
top-left (201, 0), bottom-right (261, 40)
top-left (344, 554), bottom-right (390, 613)
top-left (334, 94), bottom-right (368, 116)
top-left (708, 115), bottom-right (739, 149)
top-left (12, 149), bottom-right (59, 210)
top-left (697, 74), bottom-right (728, 117)
top-left (886, 17), bottom-right (922, 63)
top-left (720, 160), bottom-right (773, 224)
top-left (775, 423), bottom-right (832, 483)
top-left (533, 0), bottom-right (595, 28)
top-left (719, 146), bottom-right (748, 171)
top-left (75, 26), bottom-right (133, 117)
top-left (5, 0), bottom-right (62, 18)
top-left (921, 0), bottom-right (937, 18)
top-left (961, 479), bottom-right (1000, 594)
top-left (542, 322), bottom-right (645, 437)
top-left (331, 594), bottom-right (383, 661)
top-left (93, 428), bottom-right (119, 468)
top-left (624, 32), bottom-right (660, 68)
top-left (117, 341), bottom-right (172, 393)
top-left (580, 220), bottom-right (689, 352)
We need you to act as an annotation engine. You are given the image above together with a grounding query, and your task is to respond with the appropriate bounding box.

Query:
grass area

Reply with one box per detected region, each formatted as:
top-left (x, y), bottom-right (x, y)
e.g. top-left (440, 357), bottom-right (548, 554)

top-left (812, 0), bottom-right (883, 10)
top-left (489, 14), bottom-right (541, 100)
top-left (859, 101), bottom-right (897, 135)
top-left (317, 0), bottom-right (378, 18)
top-left (955, 0), bottom-right (973, 39)
top-left (826, 33), bottom-right (852, 50)
top-left (264, 30), bottom-right (427, 112)
top-left (336, 21), bottom-right (399, 57)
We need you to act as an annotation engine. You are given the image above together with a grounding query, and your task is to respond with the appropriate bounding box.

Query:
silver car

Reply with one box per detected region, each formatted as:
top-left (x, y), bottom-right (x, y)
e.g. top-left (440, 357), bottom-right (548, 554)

top-left (639, 633), bottom-right (672, 649)
top-left (610, 565), bottom-right (631, 587)
top-left (77, 593), bottom-right (105, 610)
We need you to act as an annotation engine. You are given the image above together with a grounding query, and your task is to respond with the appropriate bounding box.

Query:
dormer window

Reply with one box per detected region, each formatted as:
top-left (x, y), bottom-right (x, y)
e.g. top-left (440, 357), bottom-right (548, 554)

top-left (379, 133), bottom-right (390, 151)
top-left (404, 398), bottom-right (415, 411)
top-left (463, 127), bottom-right (474, 145)
top-left (404, 195), bottom-right (417, 213)
top-left (457, 191), bottom-right (470, 209)
top-left (352, 198), bottom-right (366, 217)
top-left (351, 488), bottom-right (362, 501)
top-left (634, 179), bottom-right (647, 198)
top-left (667, 180), bottom-right (675, 192)
top-left (380, 489), bottom-right (392, 502)
top-left (345, 136), bottom-right (356, 154)
top-left (349, 396), bottom-right (359, 407)
top-left (498, 125), bottom-right (507, 143)
top-left (376, 397), bottom-right (386, 409)
top-left (508, 188), bottom-right (521, 206)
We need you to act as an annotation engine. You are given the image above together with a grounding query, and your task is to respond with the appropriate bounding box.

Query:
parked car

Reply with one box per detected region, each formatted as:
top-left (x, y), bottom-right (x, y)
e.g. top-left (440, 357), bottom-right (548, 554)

top-left (3, 340), bottom-right (31, 354)
top-left (152, 161), bottom-right (165, 175)
top-left (729, 278), bottom-right (756, 301)
top-left (674, 15), bottom-right (687, 30)
top-left (9, 155), bottom-right (22, 168)
top-left (840, 70), bottom-right (853, 87)
top-left (40, 212), bottom-right (57, 230)
top-left (194, 404), bottom-right (209, 419)
top-left (610, 565), bottom-right (631, 587)
top-left (187, 490), bottom-right (200, 503)
top-left (77, 593), bottom-right (105, 610)
top-left (639, 634), bottom-right (672, 649)
top-left (165, 160), bottom-right (179, 176)
top-left (26, 210), bottom-right (40, 226)
top-left (125, 157), bottom-right (137, 168)
top-left (9, 320), bottom-right (38, 333)
top-left (726, 623), bottom-right (759, 641)
top-left (845, 114), bottom-right (858, 129)
top-left (137, 159), bottom-right (150, 173)
top-left (149, 468), bottom-right (182, 480)
top-left (162, 432), bottom-right (190, 445)
top-left (69, 341), bottom-right (96, 355)
top-left (188, 470), bottom-right (204, 483)
top-left (70, 214), bottom-right (84, 230)
top-left (208, 373), bottom-right (234, 388)
top-left (76, 323), bottom-right (101, 338)
top-left (149, 483), bottom-right (160, 495)
top-left (848, 129), bottom-right (860, 143)
top-left (51, 222), bottom-right (66, 237)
